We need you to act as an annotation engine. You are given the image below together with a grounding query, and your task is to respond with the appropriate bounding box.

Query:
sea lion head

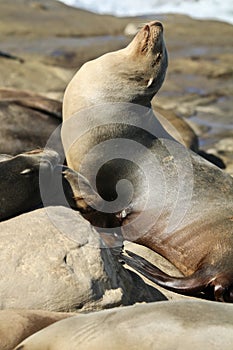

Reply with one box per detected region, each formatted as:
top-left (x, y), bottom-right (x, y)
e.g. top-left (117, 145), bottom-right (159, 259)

top-left (63, 21), bottom-right (168, 117)
top-left (125, 20), bottom-right (168, 105)
top-left (0, 149), bottom-right (60, 221)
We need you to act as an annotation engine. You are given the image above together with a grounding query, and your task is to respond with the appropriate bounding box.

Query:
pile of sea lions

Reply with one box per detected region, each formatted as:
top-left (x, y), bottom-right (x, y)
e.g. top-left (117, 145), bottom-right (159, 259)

top-left (1, 21), bottom-right (232, 303)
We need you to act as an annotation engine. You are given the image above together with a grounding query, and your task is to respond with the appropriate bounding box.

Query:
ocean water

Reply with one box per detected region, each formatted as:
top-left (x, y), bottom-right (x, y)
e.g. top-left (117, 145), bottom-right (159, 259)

top-left (58, 0), bottom-right (233, 24)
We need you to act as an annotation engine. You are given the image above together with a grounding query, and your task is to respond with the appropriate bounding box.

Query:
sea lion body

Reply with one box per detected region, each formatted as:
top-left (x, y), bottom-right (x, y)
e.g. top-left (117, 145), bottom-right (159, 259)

top-left (0, 149), bottom-right (60, 221)
top-left (120, 152), bottom-right (233, 301)
top-left (14, 301), bottom-right (233, 350)
top-left (0, 149), bottom-right (101, 221)
top-left (0, 88), bottom-right (63, 156)
top-left (62, 21), bottom-right (233, 301)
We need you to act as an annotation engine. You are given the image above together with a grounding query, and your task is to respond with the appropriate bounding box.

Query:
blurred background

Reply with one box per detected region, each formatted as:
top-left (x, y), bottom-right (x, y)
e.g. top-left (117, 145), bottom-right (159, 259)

top-left (59, 0), bottom-right (233, 23)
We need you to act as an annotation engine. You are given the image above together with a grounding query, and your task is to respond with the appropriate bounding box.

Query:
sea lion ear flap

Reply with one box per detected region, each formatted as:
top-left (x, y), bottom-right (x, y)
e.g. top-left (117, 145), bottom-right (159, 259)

top-left (144, 24), bottom-right (150, 35)
top-left (143, 25), bottom-right (150, 43)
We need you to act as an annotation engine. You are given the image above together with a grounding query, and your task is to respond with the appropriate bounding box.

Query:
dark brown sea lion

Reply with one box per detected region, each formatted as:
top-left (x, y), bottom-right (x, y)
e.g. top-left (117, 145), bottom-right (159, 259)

top-left (0, 149), bottom-right (100, 221)
top-left (0, 149), bottom-right (60, 221)
top-left (62, 21), bottom-right (233, 302)
top-left (0, 88), bottom-right (63, 156)
top-left (153, 106), bottom-right (199, 152)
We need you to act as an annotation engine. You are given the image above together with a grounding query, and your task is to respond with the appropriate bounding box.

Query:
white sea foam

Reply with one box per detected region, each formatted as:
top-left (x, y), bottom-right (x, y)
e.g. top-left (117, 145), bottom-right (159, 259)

top-left (58, 0), bottom-right (233, 24)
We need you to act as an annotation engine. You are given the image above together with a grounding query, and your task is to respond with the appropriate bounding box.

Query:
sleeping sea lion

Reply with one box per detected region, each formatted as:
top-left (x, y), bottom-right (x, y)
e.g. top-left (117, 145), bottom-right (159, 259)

top-left (0, 149), bottom-right (101, 221)
top-left (0, 149), bottom-right (60, 221)
top-left (14, 300), bottom-right (233, 350)
top-left (61, 21), bottom-right (233, 302)
top-left (0, 88), bottom-right (63, 156)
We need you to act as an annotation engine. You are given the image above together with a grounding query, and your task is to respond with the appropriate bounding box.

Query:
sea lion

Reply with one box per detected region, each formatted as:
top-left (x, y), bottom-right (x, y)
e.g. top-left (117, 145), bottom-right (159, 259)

top-left (0, 149), bottom-right (60, 221)
top-left (153, 106), bottom-right (199, 152)
top-left (0, 149), bottom-right (101, 221)
top-left (0, 88), bottom-right (63, 156)
top-left (0, 309), bottom-right (76, 350)
top-left (14, 300), bottom-right (233, 350)
top-left (61, 21), bottom-right (233, 302)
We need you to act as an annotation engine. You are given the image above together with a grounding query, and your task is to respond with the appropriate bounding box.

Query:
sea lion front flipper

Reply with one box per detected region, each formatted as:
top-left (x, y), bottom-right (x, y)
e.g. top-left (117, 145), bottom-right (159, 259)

top-left (57, 165), bottom-right (101, 213)
top-left (211, 274), bottom-right (233, 303)
top-left (120, 250), bottom-right (213, 298)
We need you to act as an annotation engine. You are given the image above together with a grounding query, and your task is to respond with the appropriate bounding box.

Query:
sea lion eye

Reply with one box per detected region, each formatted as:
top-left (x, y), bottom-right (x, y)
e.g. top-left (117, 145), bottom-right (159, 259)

top-left (156, 52), bottom-right (162, 63)
top-left (152, 52), bottom-right (162, 67)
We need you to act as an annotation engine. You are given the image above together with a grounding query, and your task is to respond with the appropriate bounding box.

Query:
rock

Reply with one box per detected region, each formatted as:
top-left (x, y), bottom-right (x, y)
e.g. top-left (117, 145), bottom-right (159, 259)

top-left (0, 309), bottom-right (76, 350)
top-left (206, 137), bottom-right (233, 175)
top-left (0, 57), bottom-right (73, 95)
top-left (15, 300), bottom-right (233, 350)
top-left (0, 206), bottom-right (164, 312)
top-left (0, 0), bottom-right (130, 38)
top-left (124, 23), bottom-right (138, 36)
top-left (215, 138), bottom-right (233, 154)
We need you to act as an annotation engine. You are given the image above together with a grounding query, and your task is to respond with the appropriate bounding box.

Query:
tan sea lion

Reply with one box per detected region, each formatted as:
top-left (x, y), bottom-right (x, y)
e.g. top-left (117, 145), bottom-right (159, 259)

top-left (0, 309), bottom-right (76, 350)
top-left (61, 21), bottom-right (233, 302)
top-left (14, 300), bottom-right (233, 350)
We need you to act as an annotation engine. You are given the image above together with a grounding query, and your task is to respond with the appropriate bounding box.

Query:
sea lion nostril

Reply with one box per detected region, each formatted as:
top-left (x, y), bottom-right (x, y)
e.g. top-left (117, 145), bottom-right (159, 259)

top-left (152, 21), bottom-right (163, 29)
